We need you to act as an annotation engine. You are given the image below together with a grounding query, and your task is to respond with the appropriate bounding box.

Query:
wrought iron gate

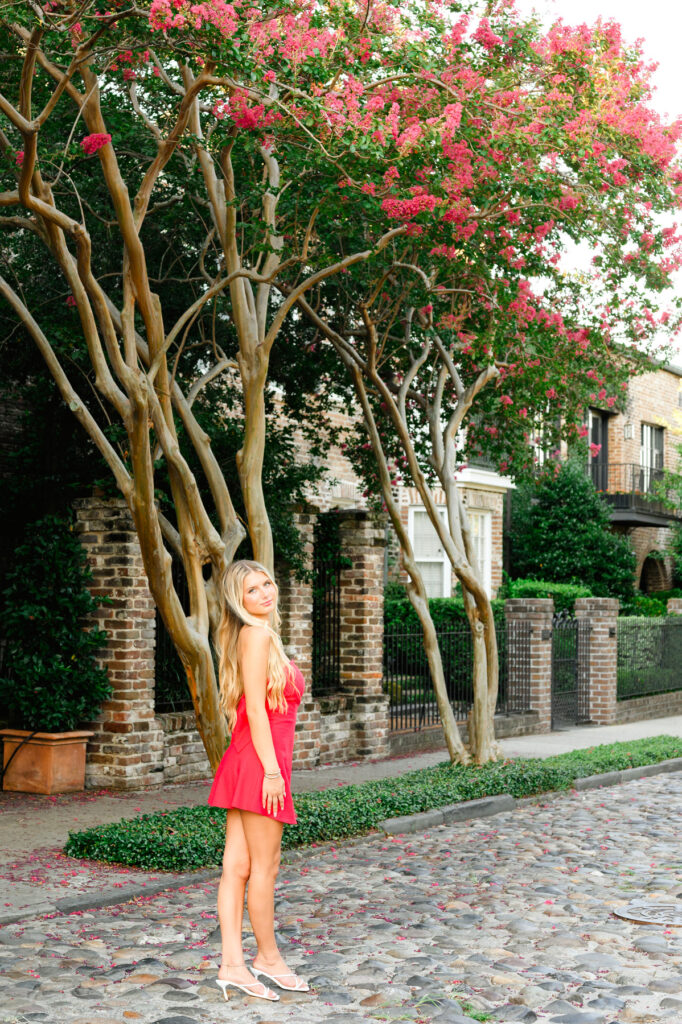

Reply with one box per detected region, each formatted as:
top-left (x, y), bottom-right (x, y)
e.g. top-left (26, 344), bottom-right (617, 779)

top-left (311, 513), bottom-right (348, 696)
top-left (551, 611), bottom-right (591, 728)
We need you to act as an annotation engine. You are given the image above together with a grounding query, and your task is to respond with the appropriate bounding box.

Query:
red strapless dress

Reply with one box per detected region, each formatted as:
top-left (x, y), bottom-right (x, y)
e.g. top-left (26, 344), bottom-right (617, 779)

top-left (208, 662), bottom-right (305, 825)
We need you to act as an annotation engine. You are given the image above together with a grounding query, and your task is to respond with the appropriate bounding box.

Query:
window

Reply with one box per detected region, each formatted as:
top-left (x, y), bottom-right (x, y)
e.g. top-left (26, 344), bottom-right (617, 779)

top-left (467, 509), bottom-right (492, 596)
top-left (588, 408), bottom-right (609, 491)
top-left (640, 424), bottom-right (664, 492)
top-left (409, 507), bottom-right (450, 598)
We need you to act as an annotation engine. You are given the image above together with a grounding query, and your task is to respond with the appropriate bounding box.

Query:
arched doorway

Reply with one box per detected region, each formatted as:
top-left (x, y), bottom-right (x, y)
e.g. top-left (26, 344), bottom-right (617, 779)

top-left (639, 554), bottom-right (667, 594)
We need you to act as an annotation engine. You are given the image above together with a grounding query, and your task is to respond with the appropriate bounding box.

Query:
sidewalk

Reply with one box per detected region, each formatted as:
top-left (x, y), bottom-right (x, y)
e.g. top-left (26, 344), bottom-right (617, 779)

top-left (1, 715), bottom-right (681, 926)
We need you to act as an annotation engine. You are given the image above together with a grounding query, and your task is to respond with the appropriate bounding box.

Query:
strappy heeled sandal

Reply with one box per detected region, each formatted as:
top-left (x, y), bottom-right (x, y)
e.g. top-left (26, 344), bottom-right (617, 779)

top-left (251, 962), bottom-right (310, 992)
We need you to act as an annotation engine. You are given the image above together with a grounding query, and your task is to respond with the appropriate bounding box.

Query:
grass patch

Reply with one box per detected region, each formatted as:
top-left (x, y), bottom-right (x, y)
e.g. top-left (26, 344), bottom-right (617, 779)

top-left (64, 735), bottom-right (682, 872)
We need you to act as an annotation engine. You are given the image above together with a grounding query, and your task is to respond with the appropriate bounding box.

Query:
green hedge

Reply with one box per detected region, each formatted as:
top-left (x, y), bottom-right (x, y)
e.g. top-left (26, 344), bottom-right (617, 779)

top-left (619, 594), bottom-right (668, 618)
top-left (64, 736), bottom-right (682, 872)
top-left (504, 578), bottom-right (592, 614)
top-left (384, 594), bottom-right (506, 633)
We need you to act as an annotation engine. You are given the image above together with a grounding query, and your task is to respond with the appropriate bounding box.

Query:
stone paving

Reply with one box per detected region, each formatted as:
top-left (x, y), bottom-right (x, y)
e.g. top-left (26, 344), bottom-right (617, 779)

top-left (1, 773), bottom-right (682, 1024)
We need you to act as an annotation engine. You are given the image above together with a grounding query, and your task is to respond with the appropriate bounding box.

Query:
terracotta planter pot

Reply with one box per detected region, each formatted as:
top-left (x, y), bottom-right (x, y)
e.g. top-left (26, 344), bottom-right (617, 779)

top-left (0, 729), bottom-right (94, 794)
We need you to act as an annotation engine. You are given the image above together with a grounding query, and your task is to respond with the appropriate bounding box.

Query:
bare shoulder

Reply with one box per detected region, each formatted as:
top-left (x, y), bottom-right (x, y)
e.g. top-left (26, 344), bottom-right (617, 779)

top-left (238, 624), bottom-right (271, 656)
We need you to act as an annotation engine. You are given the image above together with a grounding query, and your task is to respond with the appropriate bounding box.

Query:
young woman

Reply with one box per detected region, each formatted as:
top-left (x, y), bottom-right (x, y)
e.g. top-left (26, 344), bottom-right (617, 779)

top-left (208, 559), bottom-right (309, 1003)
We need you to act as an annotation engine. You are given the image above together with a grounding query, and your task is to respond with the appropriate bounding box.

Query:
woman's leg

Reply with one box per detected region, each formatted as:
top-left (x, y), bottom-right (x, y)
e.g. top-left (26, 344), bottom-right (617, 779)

top-left (217, 810), bottom-right (250, 973)
top-left (241, 810), bottom-right (307, 988)
top-left (217, 809), bottom-right (276, 997)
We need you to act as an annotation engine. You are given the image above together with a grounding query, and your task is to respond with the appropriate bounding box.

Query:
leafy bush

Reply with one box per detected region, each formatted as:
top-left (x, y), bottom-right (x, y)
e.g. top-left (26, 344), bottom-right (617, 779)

top-left (64, 736), bottom-right (682, 871)
top-left (504, 578), bottom-right (592, 614)
top-left (619, 594), bottom-right (667, 617)
top-left (509, 460), bottom-right (636, 603)
top-left (0, 513), bottom-right (112, 731)
top-left (384, 593), bottom-right (506, 633)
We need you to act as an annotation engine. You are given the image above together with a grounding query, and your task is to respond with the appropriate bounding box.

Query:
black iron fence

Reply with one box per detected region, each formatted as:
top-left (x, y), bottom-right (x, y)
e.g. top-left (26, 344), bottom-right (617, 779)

top-left (155, 556), bottom-right (194, 714)
top-left (617, 617), bottom-right (682, 700)
top-left (384, 620), bottom-right (532, 732)
top-left (311, 513), bottom-right (348, 697)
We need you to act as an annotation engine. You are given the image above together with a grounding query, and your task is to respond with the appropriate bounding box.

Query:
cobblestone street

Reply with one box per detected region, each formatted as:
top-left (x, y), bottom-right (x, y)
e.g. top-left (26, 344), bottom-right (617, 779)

top-left (1, 772), bottom-right (682, 1024)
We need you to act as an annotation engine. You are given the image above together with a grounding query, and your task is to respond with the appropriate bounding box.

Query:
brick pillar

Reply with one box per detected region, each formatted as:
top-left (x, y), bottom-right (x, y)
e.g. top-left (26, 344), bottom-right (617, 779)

top-left (277, 511), bottom-right (321, 770)
top-left (337, 511), bottom-right (390, 758)
top-left (504, 599), bottom-right (553, 733)
top-left (575, 597), bottom-right (619, 725)
top-left (74, 496), bottom-right (163, 790)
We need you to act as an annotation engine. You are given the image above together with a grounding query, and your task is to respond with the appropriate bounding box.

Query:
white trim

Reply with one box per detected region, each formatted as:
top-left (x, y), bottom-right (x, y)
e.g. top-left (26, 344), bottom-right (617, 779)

top-left (466, 508), bottom-right (492, 597)
top-left (456, 466), bottom-right (514, 491)
top-left (408, 506), bottom-right (451, 598)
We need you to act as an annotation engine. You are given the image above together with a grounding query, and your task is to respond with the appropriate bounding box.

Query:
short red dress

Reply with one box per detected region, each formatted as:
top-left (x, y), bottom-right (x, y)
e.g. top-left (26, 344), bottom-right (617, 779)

top-left (208, 662), bottom-right (305, 825)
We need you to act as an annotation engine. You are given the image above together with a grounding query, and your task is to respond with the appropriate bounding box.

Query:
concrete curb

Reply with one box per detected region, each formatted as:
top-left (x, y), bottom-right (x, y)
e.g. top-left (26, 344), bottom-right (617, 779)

top-left (2, 756), bottom-right (682, 927)
top-left (379, 756), bottom-right (682, 835)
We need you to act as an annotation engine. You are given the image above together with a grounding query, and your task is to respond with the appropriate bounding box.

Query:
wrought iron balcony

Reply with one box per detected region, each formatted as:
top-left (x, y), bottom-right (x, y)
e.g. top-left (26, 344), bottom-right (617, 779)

top-left (589, 462), bottom-right (682, 524)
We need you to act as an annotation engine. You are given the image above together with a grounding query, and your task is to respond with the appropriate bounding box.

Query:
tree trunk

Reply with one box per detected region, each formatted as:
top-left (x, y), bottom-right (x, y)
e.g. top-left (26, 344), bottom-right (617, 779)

top-left (405, 582), bottom-right (470, 764)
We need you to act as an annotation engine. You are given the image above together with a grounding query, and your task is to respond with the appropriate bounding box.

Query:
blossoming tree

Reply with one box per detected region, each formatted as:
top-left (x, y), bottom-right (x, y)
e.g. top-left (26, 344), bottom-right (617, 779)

top-left (287, 7), bottom-right (682, 760)
top-left (1, 0), bottom-right (681, 765)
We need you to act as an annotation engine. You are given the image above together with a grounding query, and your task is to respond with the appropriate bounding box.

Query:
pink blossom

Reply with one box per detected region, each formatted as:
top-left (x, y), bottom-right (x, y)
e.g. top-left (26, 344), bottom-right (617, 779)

top-left (589, 442), bottom-right (602, 458)
top-left (546, 387), bottom-right (558, 400)
top-left (499, 394), bottom-right (513, 406)
top-left (15, 151), bottom-right (24, 167)
top-left (80, 133), bottom-right (111, 155)
top-left (473, 17), bottom-right (503, 50)
top-left (578, 425), bottom-right (589, 438)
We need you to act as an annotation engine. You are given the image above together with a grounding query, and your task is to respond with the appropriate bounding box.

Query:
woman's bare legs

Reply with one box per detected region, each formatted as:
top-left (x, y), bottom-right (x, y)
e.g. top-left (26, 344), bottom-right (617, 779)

top-left (217, 809), bottom-right (276, 998)
top-left (240, 810), bottom-right (306, 988)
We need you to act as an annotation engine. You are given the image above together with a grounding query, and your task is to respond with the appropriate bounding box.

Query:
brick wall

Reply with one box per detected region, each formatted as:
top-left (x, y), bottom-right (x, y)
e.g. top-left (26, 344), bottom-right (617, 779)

top-left (615, 689), bottom-right (682, 724)
top-left (74, 496), bottom-right (164, 790)
top-left (505, 598), bottom-right (553, 732)
top-left (607, 365), bottom-right (682, 472)
top-left (575, 597), bottom-right (619, 726)
top-left (157, 711), bottom-right (210, 782)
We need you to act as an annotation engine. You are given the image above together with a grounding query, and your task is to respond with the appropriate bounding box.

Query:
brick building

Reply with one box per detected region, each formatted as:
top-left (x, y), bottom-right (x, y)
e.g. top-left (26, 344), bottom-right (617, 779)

top-left (587, 361), bottom-right (682, 591)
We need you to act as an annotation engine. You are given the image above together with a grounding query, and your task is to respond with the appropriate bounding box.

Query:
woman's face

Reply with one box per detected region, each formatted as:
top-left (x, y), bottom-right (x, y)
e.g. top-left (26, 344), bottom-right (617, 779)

top-left (242, 570), bottom-right (276, 620)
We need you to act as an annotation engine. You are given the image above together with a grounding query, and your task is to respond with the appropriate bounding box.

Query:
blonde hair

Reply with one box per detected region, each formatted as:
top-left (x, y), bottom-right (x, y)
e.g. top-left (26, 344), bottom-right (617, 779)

top-left (216, 559), bottom-right (292, 731)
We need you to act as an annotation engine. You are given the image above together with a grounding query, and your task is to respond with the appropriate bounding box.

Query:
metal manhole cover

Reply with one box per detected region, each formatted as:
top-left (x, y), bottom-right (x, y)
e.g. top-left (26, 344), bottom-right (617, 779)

top-left (613, 902), bottom-right (682, 926)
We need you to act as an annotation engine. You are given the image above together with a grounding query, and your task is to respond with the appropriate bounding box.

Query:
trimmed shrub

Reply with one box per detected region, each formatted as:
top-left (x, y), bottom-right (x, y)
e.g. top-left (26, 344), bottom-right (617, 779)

top-left (384, 594), bottom-right (506, 633)
top-left (619, 594), bottom-right (668, 617)
top-left (509, 460), bottom-right (636, 603)
top-left (64, 736), bottom-right (682, 871)
top-left (505, 578), bottom-right (592, 614)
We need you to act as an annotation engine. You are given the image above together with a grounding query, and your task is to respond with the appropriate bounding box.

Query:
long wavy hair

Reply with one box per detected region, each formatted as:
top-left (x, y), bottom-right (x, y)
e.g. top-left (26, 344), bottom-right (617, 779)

top-left (216, 559), bottom-right (292, 731)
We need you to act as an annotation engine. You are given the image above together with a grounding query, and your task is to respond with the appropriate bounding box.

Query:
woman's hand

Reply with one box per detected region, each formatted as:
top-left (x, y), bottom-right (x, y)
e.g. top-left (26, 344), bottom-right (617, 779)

top-left (262, 773), bottom-right (286, 816)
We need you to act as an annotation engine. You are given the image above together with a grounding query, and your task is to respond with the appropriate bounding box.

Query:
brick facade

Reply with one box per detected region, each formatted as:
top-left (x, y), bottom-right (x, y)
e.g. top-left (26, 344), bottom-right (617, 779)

top-left (598, 364), bottom-right (682, 591)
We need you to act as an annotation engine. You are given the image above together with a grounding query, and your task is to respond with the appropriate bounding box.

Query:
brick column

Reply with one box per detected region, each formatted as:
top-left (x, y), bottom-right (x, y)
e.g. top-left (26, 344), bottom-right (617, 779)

top-left (74, 496), bottom-right (163, 790)
top-left (277, 511), bottom-right (321, 769)
top-left (337, 511), bottom-right (390, 758)
top-left (575, 597), bottom-right (619, 725)
top-left (504, 599), bottom-right (553, 733)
